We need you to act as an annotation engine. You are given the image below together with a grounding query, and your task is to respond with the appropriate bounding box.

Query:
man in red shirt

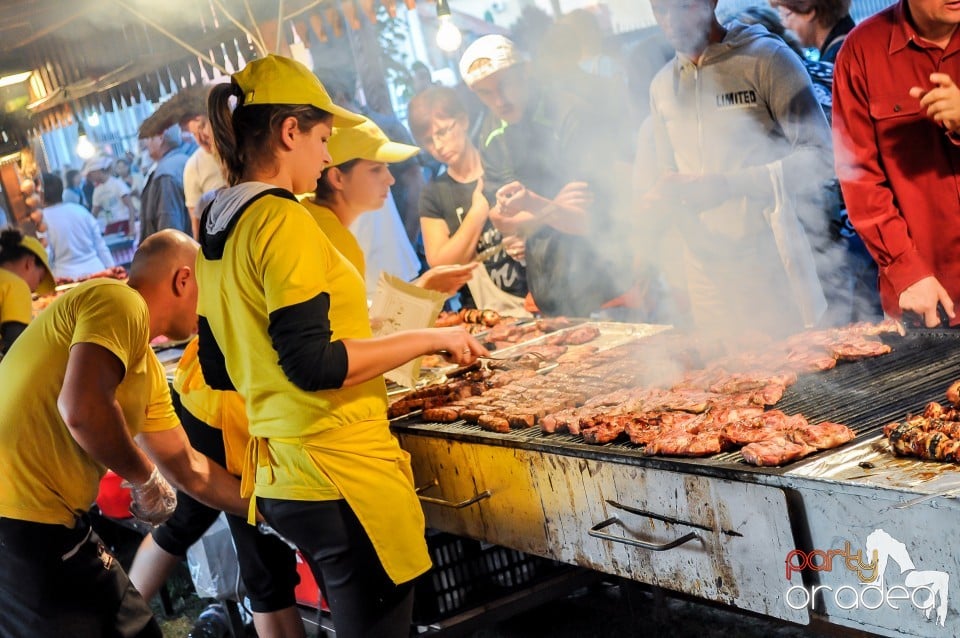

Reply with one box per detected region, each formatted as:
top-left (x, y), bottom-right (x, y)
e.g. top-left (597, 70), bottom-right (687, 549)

top-left (833, 0), bottom-right (960, 327)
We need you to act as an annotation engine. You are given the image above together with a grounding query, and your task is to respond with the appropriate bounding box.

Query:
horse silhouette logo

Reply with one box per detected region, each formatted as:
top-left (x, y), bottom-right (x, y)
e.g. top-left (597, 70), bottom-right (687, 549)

top-left (865, 529), bottom-right (949, 626)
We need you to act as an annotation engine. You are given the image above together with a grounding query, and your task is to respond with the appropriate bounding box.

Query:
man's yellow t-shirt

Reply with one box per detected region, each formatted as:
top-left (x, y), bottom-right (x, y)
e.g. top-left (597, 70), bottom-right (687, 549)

top-left (0, 267), bottom-right (33, 327)
top-left (0, 279), bottom-right (180, 526)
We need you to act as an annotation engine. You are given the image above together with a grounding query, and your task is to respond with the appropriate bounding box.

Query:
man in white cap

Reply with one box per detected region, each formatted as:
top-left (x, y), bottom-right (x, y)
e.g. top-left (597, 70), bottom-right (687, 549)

top-left (459, 34), bottom-right (632, 317)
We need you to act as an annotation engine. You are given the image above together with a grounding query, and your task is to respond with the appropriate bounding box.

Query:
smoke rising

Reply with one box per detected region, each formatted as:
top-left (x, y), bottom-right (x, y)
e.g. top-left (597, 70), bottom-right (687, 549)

top-left (521, 8), bottom-right (865, 349)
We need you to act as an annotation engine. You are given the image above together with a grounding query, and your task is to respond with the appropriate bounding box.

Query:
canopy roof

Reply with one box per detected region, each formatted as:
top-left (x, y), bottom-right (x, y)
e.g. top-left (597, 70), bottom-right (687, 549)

top-left (0, 0), bottom-right (425, 131)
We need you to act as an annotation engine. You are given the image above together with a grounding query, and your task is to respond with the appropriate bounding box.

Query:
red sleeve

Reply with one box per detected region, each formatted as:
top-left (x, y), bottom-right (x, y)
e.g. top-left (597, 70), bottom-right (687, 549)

top-left (832, 43), bottom-right (932, 295)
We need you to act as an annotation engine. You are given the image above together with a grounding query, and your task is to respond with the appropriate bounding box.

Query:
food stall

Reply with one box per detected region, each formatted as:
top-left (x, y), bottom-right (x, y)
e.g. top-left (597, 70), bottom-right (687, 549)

top-left (389, 320), bottom-right (960, 638)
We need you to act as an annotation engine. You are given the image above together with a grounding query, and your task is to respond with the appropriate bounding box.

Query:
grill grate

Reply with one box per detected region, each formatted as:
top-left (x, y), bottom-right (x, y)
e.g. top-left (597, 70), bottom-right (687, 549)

top-left (393, 330), bottom-right (960, 474)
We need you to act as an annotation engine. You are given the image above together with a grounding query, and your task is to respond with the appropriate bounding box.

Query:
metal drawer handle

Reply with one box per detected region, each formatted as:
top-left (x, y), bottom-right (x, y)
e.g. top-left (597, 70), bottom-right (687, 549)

top-left (415, 478), bottom-right (492, 509)
top-left (589, 516), bottom-right (701, 551)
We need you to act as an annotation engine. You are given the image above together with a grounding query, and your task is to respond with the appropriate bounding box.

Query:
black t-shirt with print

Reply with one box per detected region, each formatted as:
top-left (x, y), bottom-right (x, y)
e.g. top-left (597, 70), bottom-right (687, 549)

top-left (419, 172), bottom-right (528, 308)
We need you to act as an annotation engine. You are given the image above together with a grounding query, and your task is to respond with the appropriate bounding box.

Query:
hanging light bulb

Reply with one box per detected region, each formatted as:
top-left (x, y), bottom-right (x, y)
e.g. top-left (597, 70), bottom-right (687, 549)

top-left (76, 120), bottom-right (95, 159)
top-left (435, 0), bottom-right (462, 53)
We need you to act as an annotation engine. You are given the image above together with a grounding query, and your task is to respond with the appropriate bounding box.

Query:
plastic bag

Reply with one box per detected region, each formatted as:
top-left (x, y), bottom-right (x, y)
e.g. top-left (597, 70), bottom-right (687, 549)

top-left (186, 513), bottom-right (244, 601)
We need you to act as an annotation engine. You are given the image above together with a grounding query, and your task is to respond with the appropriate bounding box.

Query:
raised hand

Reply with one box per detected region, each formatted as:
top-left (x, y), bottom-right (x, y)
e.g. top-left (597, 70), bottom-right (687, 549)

top-left (910, 73), bottom-right (960, 133)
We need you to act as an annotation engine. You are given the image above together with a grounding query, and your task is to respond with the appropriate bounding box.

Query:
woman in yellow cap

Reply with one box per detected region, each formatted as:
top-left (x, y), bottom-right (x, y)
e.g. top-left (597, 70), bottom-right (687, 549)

top-left (198, 54), bottom-right (487, 638)
top-left (0, 228), bottom-right (54, 354)
top-left (304, 116), bottom-right (477, 295)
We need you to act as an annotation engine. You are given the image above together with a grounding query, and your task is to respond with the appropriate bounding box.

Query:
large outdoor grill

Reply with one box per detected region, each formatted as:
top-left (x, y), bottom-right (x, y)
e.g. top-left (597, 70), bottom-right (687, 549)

top-left (392, 326), bottom-right (960, 637)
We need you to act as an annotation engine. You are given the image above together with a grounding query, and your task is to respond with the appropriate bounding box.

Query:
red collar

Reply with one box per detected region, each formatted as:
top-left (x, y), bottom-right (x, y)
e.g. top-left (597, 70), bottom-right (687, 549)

top-left (890, 0), bottom-right (960, 55)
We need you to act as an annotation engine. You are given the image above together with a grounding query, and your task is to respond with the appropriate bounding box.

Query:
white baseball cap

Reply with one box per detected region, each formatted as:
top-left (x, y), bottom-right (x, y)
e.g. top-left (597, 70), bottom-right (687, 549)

top-left (458, 35), bottom-right (523, 87)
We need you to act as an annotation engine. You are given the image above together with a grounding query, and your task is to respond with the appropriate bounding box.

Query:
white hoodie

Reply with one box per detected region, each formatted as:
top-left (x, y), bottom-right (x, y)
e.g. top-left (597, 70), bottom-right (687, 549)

top-left (649, 21), bottom-right (831, 336)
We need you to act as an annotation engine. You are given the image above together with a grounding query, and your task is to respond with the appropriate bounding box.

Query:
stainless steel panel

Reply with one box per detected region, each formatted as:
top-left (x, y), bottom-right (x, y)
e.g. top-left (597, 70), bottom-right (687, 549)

top-left (400, 434), bottom-right (808, 624)
top-left (400, 434), bottom-right (551, 554)
top-left (788, 478), bottom-right (960, 637)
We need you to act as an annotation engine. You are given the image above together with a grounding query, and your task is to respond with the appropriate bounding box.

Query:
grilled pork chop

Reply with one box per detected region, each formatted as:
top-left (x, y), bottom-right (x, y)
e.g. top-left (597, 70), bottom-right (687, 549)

top-left (741, 437), bottom-right (816, 466)
top-left (788, 422), bottom-right (855, 449)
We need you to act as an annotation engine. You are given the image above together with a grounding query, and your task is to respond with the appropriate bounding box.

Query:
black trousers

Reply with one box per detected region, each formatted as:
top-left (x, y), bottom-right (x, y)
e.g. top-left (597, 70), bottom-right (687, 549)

top-left (151, 406), bottom-right (299, 612)
top-left (0, 516), bottom-right (161, 638)
top-left (260, 498), bottom-right (415, 638)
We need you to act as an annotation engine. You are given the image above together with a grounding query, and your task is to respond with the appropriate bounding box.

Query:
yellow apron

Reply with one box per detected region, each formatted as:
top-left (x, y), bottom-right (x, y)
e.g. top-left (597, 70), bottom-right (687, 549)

top-left (242, 419), bottom-right (431, 585)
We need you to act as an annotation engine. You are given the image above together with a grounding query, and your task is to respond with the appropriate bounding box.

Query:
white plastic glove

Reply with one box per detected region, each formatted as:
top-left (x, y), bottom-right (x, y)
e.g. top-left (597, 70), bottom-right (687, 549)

top-left (126, 466), bottom-right (177, 525)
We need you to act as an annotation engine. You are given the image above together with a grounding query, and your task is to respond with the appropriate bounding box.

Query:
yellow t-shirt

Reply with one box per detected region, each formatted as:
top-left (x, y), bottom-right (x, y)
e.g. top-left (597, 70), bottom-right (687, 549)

top-left (197, 191), bottom-right (429, 583)
top-left (0, 279), bottom-right (180, 526)
top-left (173, 336), bottom-right (247, 476)
top-left (301, 200), bottom-right (366, 276)
top-left (0, 267), bottom-right (33, 328)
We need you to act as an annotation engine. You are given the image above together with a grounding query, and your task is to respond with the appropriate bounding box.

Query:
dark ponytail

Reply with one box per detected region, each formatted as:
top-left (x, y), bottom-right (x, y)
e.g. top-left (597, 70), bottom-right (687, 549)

top-left (208, 81), bottom-right (335, 187)
top-left (207, 82), bottom-right (246, 186)
top-left (0, 229), bottom-right (39, 267)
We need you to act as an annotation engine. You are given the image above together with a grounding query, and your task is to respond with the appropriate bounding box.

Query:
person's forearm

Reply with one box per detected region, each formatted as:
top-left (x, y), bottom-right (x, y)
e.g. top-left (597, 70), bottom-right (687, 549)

top-left (427, 208), bottom-right (487, 265)
top-left (60, 397), bottom-right (154, 485)
top-left (340, 330), bottom-right (443, 387)
top-left (160, 448), bottom-right (247, 518)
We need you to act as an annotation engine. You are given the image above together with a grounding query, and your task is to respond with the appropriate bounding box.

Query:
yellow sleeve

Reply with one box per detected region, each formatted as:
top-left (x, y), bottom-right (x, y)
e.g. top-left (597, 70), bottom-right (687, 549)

top-left (72, 284), bottom-right (149, 371)
top-left (0, 277), bottom-right (33, 326)
top-left (255, 202), bottom-right (335, 313)
top-left (142, 350), bottom-right (181, 433)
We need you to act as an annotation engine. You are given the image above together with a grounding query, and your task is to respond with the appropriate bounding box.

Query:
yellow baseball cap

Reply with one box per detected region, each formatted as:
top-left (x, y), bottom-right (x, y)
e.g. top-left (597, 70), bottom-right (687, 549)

top-left (328, 117), bottom-right (419, 167)
top-left (18, 235), bottom-right (55, 295)
top-left (232, 54), bottom-right (364, 127)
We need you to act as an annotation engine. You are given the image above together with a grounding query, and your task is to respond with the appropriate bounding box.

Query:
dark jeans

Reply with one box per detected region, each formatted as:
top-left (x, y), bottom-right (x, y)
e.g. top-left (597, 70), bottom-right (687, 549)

top-left (260, 498), bottom-right (415, 638)
top-left (0, 516), bottom-right (161, 638)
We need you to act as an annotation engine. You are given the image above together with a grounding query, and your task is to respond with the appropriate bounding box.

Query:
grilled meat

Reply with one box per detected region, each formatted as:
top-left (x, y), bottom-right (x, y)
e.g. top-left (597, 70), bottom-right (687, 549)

top-left (741, 437), bottom-right (816, 466)
top-left (947, 380), bottom-right (960, 407)
top-left (887, 422), bottom-right (960, 461)
top-left (787, 422), bottom-right (855, 449)
top-left (645, 432), bottom-right (727, 457)
top-left (827, 337), bottom-right (892, 361)
top-left (718, 410), bottom-right (804, 446)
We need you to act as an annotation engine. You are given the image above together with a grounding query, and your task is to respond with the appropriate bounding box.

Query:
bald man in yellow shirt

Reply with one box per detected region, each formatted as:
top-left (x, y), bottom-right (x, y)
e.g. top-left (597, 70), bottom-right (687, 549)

top-left (0, 229), bottom-right (247, 638)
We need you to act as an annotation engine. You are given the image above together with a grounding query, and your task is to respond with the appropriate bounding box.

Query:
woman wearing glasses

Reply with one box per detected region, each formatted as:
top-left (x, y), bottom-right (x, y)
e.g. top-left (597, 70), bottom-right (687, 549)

top-left (407, 86), bottom-right (529, 315)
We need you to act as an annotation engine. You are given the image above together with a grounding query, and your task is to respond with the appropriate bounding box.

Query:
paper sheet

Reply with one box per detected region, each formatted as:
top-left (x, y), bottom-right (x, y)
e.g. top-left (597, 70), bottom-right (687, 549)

top-left (369, 272), bottom-right (448, 388)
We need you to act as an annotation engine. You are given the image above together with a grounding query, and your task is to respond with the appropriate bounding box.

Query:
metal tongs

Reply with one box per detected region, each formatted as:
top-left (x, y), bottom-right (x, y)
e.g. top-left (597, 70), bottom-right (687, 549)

top-left (443, 350), bottom-right (548, 377)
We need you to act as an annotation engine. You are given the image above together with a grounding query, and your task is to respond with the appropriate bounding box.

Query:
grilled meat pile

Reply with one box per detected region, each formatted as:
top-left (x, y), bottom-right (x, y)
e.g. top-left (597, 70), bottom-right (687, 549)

top-left (435, 308), bottom-right (503, 329)
top-left (480, 317), bottom-right (574, 350)
top-left (884, 384), bottom-right (960, 462)
top-left (392, 320), bottom-right (898, 466)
